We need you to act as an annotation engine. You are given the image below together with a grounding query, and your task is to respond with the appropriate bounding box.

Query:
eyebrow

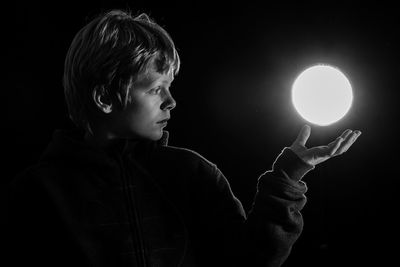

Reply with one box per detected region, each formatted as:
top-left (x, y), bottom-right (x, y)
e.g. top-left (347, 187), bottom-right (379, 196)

top-left (151, 74), bottom-right (174, 87)
top-left (160, 79), bottom-right (173, 86)
top-left (134, 69), bottom-right (174, 89)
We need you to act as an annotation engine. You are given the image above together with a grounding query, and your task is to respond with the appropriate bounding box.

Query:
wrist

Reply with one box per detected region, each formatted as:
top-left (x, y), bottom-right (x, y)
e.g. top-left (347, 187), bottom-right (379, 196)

top-left (273, 147), bottom-right (315, 181)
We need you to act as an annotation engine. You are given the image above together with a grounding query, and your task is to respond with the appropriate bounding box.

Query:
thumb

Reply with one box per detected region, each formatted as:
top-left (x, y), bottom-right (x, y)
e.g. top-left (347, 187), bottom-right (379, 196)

top-left (292, 125), bottom-right (311, 147)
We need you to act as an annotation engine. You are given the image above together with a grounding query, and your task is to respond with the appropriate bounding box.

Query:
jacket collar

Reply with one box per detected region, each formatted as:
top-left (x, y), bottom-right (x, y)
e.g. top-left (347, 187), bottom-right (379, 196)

top-left (39, 128), bottom-right (169, 169)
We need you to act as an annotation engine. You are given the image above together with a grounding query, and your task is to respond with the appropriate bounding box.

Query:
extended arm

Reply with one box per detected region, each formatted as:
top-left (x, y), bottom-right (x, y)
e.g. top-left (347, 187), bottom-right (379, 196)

top-left (208, 125), bottom-right (361, 266)
top-left (244, 148), bottom-right (313, 267)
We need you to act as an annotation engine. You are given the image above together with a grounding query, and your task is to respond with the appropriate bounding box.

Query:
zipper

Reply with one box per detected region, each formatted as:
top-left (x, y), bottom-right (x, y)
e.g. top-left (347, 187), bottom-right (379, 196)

top-left (129, 155), bottom-right (189, 267)
top-left (131, 155), bottom-right (189, 267)
top-left (118, 153), bottom-right (148, 267)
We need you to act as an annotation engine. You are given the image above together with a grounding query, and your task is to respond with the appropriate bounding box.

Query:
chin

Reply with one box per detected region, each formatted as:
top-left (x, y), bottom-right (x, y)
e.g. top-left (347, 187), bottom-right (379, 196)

top-left (127, 128), bottom-right (163, 141)
top-left (143, 131), bottom-right (163, 141)
top-left (148, 135), bottom-right (162, 141)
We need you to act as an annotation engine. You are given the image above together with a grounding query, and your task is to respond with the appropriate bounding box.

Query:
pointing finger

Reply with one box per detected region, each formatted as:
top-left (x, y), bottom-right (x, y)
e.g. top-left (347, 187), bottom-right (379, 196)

top-left (293, 125), bottom-right (311, 147)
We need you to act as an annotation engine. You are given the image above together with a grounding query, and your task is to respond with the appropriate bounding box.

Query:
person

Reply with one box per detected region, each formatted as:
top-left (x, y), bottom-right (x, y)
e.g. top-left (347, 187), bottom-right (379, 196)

top-left (5, 9), bottom-right (361, 267)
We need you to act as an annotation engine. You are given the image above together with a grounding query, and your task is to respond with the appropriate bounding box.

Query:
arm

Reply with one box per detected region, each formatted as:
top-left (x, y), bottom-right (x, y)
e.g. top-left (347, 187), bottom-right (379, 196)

top-left (244, 147), bottom-right (313, 267)
top-left (6, 168), bottom-right (88, 266)
top-left (190, 147), bottom-right (310, 267)
top-left (207, 125), bottom-right (361, 266)
top-left (243, 125), bottom-right (362, 266)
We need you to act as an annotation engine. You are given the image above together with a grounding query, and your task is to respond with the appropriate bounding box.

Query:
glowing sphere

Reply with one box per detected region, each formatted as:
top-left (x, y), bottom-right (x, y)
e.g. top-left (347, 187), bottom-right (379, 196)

top-left (292, 64), bottom-right (353, 126)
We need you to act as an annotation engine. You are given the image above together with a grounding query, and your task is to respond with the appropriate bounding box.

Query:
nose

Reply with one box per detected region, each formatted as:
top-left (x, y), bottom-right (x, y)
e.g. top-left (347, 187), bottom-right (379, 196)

top-left (161, 92), bottom-right (176, 111)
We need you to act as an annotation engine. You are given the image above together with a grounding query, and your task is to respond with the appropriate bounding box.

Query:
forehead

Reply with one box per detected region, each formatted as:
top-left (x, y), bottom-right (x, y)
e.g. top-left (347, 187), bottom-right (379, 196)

top-left (134, 56), bottom-right (174, 88)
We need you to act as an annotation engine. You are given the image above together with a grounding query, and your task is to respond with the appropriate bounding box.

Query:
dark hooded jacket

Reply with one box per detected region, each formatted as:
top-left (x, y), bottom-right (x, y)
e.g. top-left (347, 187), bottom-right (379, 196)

top-left (6, 129), bottom-right (313, 267)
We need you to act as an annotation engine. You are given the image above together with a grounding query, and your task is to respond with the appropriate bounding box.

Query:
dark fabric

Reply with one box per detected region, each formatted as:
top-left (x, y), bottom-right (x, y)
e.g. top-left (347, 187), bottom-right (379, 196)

top-left (5, 129), bottom-right (313, 267)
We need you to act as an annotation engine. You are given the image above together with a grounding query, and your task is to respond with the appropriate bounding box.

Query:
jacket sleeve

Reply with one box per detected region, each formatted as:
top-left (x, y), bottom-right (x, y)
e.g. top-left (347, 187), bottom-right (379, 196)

top-left (243, 147), bottom-right (314, 266)
top-left (5, 168), bottom-right (88, 267)
top-left (196, 148), bottom-right (314, 267)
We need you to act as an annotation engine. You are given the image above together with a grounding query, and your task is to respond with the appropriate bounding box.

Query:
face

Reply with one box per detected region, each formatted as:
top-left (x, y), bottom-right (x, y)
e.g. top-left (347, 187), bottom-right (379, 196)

top-left (108, 63), bottom-right (176, 141)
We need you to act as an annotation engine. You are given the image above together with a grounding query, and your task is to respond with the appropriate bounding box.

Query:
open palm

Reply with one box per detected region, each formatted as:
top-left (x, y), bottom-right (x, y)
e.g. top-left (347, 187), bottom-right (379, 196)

top-left (290, 125), bottom-right (362, 166)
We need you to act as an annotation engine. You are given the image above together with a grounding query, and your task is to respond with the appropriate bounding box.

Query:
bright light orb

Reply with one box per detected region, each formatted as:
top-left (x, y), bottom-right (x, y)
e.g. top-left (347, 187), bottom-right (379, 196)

top-left (292, 64), bottom-right (353, 126)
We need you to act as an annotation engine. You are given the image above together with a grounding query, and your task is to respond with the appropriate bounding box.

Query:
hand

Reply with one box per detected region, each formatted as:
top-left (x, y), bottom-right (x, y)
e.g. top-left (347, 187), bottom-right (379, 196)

top-left (290, 125), bottom-right (362, 166)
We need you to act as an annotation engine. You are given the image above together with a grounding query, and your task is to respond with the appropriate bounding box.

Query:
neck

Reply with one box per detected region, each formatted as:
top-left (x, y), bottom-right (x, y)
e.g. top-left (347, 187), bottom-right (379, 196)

top-left (84, 129), bottom-right (124, 149)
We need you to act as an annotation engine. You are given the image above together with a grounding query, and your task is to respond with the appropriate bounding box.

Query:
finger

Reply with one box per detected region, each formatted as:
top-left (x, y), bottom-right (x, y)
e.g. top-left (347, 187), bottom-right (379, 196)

top-left (340, 129), bottom-right (353, 140)
top-left (333, 131), bottom-right (362, 156)
top-left (328, 134), bottom-right (344, 147)
top-left (327, 129), bottom-right (352, 147)
top-left (293, 125), bottom-right (311, 147)
top-left (327, 136), bottom-right (344, 156)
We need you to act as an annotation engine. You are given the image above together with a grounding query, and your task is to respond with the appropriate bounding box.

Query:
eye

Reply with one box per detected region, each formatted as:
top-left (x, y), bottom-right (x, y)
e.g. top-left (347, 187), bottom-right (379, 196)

top-left (148, 87), bottom-right (162, 95)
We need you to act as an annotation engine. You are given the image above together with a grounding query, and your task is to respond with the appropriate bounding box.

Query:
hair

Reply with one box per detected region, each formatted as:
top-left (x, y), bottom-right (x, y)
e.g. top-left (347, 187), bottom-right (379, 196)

top-left (63, 9), bottom-right (180, 132)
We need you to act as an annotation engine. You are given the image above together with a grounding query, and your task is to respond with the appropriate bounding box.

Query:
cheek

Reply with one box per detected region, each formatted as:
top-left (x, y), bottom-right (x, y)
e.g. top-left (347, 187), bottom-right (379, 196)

top-left (126, 99), bottom-right (160, 124)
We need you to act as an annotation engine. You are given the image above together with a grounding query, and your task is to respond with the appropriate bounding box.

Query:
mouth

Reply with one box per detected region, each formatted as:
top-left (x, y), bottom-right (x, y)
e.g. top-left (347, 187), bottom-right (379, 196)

top-left (157, 118), bottom-right (170, 124)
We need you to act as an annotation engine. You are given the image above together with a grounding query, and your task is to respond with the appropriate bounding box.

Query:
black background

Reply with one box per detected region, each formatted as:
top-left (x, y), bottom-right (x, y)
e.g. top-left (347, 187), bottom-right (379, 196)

top-left (5, 1), bottom-right (399, 266)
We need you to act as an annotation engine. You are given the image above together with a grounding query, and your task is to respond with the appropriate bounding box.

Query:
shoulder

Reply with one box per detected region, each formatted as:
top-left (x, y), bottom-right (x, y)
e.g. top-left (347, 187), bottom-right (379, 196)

top-left (10, 158), bottom-right (90, 196)
top-left (10, 161), bottom-right (62, 192)
top-left (156, 145), bottom-right (245, 218)
top-left (157, 145), bottom-right (217, 170)
top-left (150, 145), bottom-right (224, 187)
top-left (7, 162), bottom-right (60, 211)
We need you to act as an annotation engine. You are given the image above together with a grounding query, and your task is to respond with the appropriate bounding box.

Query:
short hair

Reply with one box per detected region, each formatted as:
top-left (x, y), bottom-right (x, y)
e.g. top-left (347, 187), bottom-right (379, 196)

top-left (63, 9), bottom-right (180, 132)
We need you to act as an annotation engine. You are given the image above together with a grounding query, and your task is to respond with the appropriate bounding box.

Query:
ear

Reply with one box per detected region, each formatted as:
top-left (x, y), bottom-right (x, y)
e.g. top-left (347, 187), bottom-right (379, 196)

top-left (92, 86), bottom-right (113, 114)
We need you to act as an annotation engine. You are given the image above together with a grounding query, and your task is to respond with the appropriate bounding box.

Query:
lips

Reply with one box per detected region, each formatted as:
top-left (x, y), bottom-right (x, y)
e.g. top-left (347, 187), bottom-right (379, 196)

top-left (157, 118), bottom-right (170, 124)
